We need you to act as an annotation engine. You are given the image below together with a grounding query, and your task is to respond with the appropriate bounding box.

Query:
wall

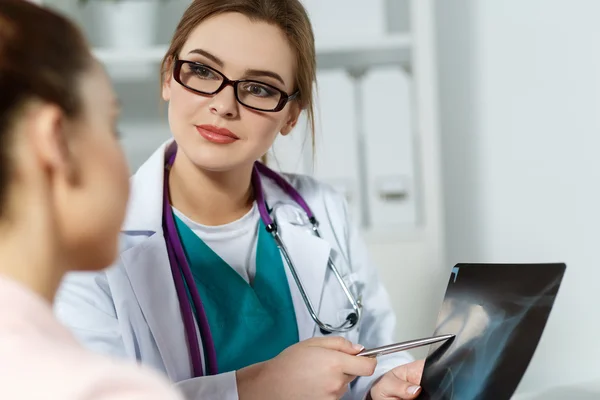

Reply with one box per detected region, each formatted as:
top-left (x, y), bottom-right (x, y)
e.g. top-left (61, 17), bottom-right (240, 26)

top-left (436, 0), bottom-right (600, 394)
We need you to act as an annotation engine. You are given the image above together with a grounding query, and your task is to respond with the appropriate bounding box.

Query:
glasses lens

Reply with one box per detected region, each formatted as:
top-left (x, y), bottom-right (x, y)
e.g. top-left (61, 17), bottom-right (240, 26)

top-left (237, 81), bottom-right (282, 111)
top-left (179, 63), bottom-right (223, 94)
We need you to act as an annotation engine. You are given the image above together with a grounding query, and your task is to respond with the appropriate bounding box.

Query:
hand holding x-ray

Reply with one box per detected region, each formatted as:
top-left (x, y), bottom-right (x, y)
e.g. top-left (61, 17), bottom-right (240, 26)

top-left (368, 359), bottom-right (425, 400)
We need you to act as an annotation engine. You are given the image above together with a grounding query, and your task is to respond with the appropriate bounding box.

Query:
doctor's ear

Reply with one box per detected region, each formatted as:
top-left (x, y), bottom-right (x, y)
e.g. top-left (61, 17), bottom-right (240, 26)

top-left (280, 103), bottom-right (302, 136)
top-left (29, 104), bottom-right (79, 185)
top-left (162, 56), bottom-right (174, 102)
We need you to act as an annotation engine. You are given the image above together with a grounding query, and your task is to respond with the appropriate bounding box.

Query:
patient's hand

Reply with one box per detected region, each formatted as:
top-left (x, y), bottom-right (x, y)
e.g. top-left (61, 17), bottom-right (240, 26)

top-left (368, 359), bottom-right (424, 400)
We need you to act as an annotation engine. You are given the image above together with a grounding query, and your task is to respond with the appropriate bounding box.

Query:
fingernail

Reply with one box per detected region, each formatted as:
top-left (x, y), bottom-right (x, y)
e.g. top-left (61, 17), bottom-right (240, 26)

top-left (408, 385), bottom-right (421, 395)
top-left (353, 343), bottom-right (365, 352)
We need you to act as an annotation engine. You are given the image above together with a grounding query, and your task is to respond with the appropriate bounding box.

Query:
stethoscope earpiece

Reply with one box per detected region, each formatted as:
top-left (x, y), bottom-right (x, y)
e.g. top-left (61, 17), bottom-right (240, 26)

top-left (319, 312), bottom-right (359, 335)
top-left (347, 312), bottom-right (358, 326)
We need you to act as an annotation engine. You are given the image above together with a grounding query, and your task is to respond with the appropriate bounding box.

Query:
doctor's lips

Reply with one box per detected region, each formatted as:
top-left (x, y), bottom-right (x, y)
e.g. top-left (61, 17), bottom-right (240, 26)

top-left (196, 124), bottom-right (240, 144)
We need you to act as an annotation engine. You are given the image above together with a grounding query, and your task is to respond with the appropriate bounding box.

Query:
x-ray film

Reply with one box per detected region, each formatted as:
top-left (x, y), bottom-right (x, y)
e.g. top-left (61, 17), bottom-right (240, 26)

top-left (420, 263), bottom-right (566, 400)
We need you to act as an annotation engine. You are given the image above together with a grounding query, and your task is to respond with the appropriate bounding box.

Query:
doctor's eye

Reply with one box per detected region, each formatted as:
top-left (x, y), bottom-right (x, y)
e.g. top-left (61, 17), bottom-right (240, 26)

top-left (189, 64), bottom-right (218, 80)
top-left (239, 82), bottom-right (279, 99)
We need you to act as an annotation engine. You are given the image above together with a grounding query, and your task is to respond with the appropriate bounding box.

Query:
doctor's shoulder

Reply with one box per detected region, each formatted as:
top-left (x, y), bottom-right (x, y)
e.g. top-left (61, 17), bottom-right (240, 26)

top-left (279, 172), bottom-right (351, 220)
top-left (278, 171), bottom-right (354, 246)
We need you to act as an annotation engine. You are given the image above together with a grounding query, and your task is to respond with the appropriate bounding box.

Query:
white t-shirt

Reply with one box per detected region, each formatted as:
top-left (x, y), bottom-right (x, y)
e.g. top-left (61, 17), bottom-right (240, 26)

top-left (172, 203), bottom-right (260, 284)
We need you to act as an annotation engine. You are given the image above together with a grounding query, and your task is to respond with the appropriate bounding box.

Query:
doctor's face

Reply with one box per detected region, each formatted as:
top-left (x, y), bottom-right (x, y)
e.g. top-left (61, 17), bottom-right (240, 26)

top-left (162, 12), bottom-right (301, 172)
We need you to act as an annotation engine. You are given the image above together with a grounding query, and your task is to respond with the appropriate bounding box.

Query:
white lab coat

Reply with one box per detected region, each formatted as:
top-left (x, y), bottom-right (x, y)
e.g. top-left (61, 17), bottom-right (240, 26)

top-left (54, 140), bottom-right (413, 400)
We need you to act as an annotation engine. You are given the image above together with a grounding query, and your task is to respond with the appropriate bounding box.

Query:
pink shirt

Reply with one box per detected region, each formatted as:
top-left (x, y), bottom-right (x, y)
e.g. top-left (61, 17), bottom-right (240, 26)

top-left (0, 275), bottom-right (184, 400)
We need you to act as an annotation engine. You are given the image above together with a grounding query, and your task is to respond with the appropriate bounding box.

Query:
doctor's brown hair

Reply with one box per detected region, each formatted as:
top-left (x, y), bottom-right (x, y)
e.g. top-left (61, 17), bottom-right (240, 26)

top-left (0, 0), bottom-right (91, 216)
top-left (160, 0), bottom-right (317, 156)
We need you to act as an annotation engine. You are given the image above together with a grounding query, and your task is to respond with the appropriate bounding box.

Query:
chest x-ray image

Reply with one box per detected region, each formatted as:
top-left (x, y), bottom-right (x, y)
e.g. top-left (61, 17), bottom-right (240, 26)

top-left (420, 263), bottom-right (566, 400)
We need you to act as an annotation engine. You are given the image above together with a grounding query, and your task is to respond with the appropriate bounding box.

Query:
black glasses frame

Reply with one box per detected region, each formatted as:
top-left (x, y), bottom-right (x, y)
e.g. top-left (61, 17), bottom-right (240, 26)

top-left (173, 59), bottom-right (300, 112)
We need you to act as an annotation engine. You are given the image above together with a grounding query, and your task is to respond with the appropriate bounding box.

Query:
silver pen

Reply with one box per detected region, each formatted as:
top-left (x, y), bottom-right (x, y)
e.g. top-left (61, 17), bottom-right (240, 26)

top-left (356, 334), bottom-right (455, 358)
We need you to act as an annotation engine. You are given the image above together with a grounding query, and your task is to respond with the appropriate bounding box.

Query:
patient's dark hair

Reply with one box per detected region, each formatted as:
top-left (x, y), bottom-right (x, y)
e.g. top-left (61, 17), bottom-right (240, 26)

top-left (0, 0), bottom-right (91, 215)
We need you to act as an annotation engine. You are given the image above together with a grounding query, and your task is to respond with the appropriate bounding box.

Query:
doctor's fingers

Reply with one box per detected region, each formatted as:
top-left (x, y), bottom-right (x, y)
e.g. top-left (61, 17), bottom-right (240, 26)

top-left (304, 336), bottom-right (365, 355)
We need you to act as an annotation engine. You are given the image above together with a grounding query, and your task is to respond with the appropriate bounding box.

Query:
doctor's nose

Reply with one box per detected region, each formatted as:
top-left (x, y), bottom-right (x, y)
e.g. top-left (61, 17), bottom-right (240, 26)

top-left (209, 85), bottom-right (239, 119)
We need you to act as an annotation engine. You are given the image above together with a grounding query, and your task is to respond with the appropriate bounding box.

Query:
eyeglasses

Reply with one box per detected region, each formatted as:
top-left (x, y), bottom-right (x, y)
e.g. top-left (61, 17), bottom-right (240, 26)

top-left (173, 59), bottom-right (300, 112)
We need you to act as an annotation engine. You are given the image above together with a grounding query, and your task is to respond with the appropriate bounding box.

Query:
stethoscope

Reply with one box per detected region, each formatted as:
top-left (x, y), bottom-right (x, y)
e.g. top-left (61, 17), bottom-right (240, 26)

top-left (162, 148), bottom-right (362, 377)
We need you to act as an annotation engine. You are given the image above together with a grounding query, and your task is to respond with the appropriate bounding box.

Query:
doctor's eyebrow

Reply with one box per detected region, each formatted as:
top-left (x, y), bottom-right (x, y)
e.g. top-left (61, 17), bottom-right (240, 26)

top-left (244, 68), bottom-right (285, 85)
top-left (187, 48), bottom-right (286, 86)
top-left (188, 49), bottom-right (224, 67)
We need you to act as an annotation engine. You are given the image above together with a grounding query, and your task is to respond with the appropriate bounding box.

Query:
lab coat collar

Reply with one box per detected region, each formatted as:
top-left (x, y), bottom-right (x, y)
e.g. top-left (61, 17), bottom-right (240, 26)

top-left (122, 139), bottom-right (173, 233)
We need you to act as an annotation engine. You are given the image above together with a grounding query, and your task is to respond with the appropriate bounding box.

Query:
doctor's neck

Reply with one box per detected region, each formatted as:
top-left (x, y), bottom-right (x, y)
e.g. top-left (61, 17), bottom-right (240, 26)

top-left (168, 151), bottom-right (255, 226)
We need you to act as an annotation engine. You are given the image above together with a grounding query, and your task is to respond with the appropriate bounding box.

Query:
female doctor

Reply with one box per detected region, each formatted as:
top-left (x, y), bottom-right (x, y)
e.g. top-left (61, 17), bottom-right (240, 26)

top-left (54, 0), bottom-right (424, 399)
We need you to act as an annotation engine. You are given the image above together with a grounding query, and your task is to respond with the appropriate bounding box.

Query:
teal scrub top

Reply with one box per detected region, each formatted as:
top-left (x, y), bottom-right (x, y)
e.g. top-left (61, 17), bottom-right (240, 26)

top-left (173, 213), bottom-right (299, 374)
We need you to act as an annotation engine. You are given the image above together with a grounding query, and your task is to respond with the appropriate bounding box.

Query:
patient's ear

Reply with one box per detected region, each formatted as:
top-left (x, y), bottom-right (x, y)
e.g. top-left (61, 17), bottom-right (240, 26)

top-left (28, 103), bottom-right (78, 184)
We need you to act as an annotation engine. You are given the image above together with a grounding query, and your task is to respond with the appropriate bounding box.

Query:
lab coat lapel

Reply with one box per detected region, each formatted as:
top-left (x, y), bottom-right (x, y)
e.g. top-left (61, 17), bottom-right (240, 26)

top-left (261, 174), bottom-right (330, 341)
top-left (120, 235), bottom-right (192, 380)
top-left (120, 139), bottom-right (193, 381)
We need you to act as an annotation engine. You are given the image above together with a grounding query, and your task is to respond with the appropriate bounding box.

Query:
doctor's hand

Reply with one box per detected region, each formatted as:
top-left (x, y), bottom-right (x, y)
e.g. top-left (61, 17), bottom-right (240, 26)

top-left (368, 359), bottom-right (425, 400)
top-left (236, 337), bottom-right (377, 400)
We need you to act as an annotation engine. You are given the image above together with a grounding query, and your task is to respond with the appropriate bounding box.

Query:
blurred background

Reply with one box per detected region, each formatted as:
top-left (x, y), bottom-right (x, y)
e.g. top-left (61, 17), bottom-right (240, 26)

top-left (35, 0), bottom-right (600, 398)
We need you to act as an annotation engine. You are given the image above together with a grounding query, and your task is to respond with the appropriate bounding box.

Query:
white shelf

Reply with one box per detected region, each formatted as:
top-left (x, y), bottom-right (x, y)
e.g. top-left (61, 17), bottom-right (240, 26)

top-left (316, 34), bottom-right (412, 70)
top-left (93, 46), bottom-right (167, 65)
top-left (93, 33), bottom-right (412, 71)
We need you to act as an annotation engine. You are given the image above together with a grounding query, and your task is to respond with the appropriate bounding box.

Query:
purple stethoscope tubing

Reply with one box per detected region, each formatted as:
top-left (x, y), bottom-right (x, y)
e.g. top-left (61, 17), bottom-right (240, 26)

top-left (162, 149), bottom-right (361, 378)
top-left (163, 151), bottom-right (217, 376)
